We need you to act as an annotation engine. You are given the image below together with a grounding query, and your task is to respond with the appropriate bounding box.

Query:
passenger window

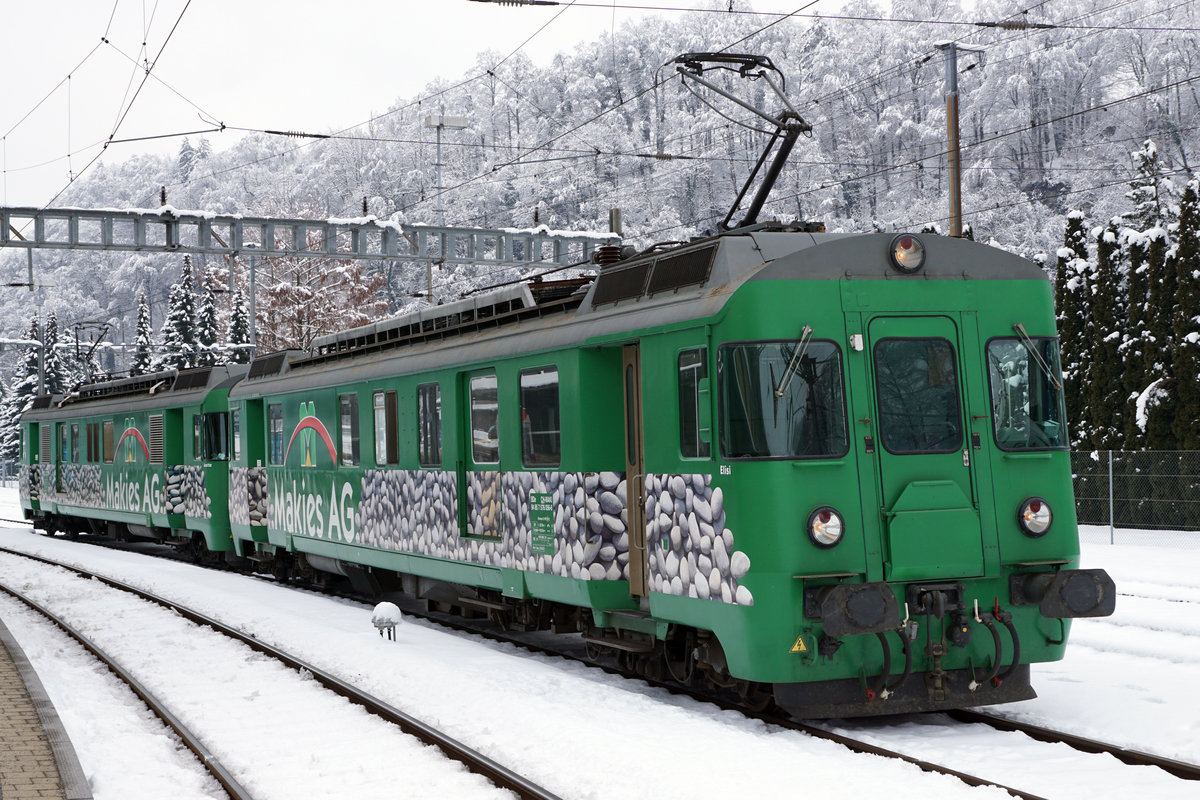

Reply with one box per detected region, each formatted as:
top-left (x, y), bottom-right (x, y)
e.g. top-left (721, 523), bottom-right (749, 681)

top-left (231, 410), bottom-right (241, 462)
top-left (71, 424), bottom-right (79, 462)
top-left (520, 367), bottom-right (560, 467)
top-left (268, 404), bottom-right (284, 465)
top-left (373, 391), bottom-right (398, 466)
top-left (470, 374), bottom-right (499, 465)
top-left (678, 349), bottom-right (710, 459)
top-left (340, 394), bottom-right (360, 466)
top-left (102, 420), bottom-right (115, 463)
top-left (417, 383), bottom-right (442, 468)
top-left (202, 413), bottom-right (230, 461)
top-left (59, 425), bottom-right (69, 462)
top-left (193, 415), bottom-right (203, 461)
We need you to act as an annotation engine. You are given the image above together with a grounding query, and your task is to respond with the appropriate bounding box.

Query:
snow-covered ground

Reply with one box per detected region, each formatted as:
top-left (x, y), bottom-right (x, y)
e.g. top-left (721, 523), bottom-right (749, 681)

top-left (0, 489), bottom-right (1196, 799)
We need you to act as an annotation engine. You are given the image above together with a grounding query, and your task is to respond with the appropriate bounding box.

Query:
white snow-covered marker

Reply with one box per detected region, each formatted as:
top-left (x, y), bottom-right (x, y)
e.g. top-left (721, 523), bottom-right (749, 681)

top-left (371, 602), bottom-right (402, 641)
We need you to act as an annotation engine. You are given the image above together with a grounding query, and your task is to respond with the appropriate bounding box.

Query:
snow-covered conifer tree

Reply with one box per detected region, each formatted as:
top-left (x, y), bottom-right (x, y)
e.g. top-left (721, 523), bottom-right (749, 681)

top-left (1055, 210), bottom-right (1090, 446)
top-left (1171, 179), bottom-right (1200, 450)
top-left (1086, 219), bottom-right (1127, 449)
top-left (176, 137), bottom-right (197, 182)
top-left (41, 312), bottom-right (66, 395)
top-left (228, 289), bottom-right (251, 364)
top-left (196, 286), bottom-right (219, 366)
top-left (130, 295), bottom-right (154, 376)
top-left (156, 256), bottom-right (198, 370)
top-left (0, 316), bottom-right (42, 461)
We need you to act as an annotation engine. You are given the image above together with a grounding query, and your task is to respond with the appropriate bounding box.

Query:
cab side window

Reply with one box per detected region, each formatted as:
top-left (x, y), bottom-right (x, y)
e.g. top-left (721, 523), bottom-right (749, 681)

top-left (679, 349), bottom-right (710, 459)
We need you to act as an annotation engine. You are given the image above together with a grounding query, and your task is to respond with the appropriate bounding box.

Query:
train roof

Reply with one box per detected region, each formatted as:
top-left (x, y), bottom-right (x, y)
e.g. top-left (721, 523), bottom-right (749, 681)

top-left (231, 228), bottom-right (1045, 398)
top-left (22, 364), bottom-right (249, 422)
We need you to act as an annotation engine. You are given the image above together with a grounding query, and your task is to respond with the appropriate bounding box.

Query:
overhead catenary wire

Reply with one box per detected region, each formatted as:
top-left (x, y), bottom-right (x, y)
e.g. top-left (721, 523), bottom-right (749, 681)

top-left (25, 0), bottom-right (1200, 332)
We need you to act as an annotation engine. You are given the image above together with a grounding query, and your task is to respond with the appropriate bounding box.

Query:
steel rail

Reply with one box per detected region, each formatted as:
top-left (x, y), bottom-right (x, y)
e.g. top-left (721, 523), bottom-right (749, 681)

top-left (383, 597), bottom-right (1051, 800)
top-left (9, 525), bottom-right (1190, 796)
top-left (0, 545), bottom-right (560, 800)
top-left (948, 709), bottom-right (1200, 781)
top-left (0, 580), bottom-right (252, 800)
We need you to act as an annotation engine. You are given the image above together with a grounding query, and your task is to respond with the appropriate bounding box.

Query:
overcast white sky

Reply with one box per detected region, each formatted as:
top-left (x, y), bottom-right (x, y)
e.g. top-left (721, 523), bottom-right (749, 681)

top-left (0, 0), bottom-right (678, 208)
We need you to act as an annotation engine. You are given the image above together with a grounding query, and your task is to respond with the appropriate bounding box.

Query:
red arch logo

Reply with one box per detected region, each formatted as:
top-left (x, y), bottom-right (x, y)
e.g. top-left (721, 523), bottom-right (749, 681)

top-left (283, 415), bottom-right (338, 466)
top-left (115, 427), bottom-right (151, 462)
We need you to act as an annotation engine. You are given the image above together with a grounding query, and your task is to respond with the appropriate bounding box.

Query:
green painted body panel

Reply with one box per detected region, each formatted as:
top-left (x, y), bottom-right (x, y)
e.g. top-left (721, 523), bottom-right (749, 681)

top-left (19, 380), bottom-right (239, 552)
top-left (657, 275), bottom-right (1078, 684)
top-left (20, 234), bottom-right (1089, 708)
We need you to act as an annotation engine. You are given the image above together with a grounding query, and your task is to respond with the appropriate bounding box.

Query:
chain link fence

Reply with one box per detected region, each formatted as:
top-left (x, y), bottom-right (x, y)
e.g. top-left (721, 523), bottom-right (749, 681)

top-left (0, 459), bottom-right (16, 488)
top-left (1072, 450), bottom-right (1200, 548)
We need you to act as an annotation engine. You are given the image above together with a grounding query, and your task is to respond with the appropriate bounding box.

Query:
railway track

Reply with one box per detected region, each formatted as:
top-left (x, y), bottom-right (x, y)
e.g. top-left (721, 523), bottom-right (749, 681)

top-left (3, 525), bottom-right (1197, 798)
top-left (0, 543), bottom-right (559, 800)
top-left (0, 580), bottom-right (252, 800)
top-left (947, 709), bottom-right (1200, 782)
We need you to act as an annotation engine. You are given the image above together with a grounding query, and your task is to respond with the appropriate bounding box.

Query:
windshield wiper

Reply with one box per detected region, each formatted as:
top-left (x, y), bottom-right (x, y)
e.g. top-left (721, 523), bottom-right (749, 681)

top-left (775, 325), bottom-right (814, 397)
top-left (1013, 323), bottom-right (1063, 391)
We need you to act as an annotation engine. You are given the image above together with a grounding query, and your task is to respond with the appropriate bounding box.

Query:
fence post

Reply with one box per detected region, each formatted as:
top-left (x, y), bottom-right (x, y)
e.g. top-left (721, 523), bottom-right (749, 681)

top-left (1108, 449), bottom-right (1115, 545)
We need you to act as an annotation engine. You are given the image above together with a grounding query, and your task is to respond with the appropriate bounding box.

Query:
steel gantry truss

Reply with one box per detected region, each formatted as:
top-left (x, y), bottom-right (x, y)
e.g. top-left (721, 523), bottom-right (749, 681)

top-left (0, 206), bottom-right (617, 268)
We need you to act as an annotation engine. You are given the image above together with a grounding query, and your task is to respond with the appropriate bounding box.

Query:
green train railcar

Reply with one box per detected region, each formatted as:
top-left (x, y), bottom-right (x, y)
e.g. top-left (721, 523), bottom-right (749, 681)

top-left (230, 227), bottom-right (1113, 717)
top-left (20, 365), bottom-right (246, 557)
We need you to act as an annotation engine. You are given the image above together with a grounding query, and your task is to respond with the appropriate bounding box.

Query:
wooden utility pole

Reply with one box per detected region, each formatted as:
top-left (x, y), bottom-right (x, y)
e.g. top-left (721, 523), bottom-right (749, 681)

top-left (935, 42), bottom-right (984, 237)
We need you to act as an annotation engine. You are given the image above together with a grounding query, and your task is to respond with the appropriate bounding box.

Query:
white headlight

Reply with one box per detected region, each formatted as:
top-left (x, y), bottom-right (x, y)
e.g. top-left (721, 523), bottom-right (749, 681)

top-left (808, 507), bottom-right (844, 548)
top-left (889, 233), bottom-right (926, 274)
top-left (1018, 497), bottom-right (1052, 537)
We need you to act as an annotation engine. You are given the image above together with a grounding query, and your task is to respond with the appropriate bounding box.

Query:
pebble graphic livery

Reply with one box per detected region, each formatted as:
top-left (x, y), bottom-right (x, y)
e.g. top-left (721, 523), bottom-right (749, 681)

top-left (20, 229), bottom-right (1117, 717)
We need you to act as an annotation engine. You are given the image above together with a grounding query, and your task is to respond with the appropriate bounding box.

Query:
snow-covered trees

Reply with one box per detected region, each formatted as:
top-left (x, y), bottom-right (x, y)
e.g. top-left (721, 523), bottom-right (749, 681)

top-left (254, 258), bottom-right (389, 352)
top-left (130, 296), bottom-right (154, 376)
top-left (0, 317), bottom-right (42, 461)
top-left (41, 312), bottom-right (67, 395)
top-left (196, 286), bottom-right (219, 367)
top-left (157, 256), bottom-right (199, 371)
top-left (1171, 180), bottom-right (1200, 449)
top-left (1055, 211), bottom-right (1090, 446)
top-left (228, 290), bottom-right (251, 364)
top-left (1054, 138), bottom-right (1199, 452)
top-left (1082, 219), bottom-right (1128, 450)
top-left (0, 0), bottom-right (1195, 455)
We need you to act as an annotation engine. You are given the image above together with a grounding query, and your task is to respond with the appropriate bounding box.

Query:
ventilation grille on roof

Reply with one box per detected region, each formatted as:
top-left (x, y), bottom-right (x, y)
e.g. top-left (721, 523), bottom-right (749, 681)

top-left (248, 352), bottom-right (289, 380)
top-left (646, 245), bottom-right (717, 294)
top-left (591, 260), bottom-right (651, 305)
top-left (172, 367), bottom-right (213, 391)
top-left (592, 243), bottom-right (718, 306)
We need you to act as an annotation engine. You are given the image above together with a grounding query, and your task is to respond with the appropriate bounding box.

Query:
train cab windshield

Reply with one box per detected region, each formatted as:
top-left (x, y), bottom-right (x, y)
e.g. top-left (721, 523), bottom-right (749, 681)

top-left (986, 337), bottom-right (1068, 450)
top-left (718, 340), bottom-right (848, 459)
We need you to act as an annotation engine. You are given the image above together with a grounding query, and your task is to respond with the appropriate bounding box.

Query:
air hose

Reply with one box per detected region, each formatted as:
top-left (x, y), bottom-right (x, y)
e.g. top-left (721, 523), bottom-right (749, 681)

top-left (866, 631), bottom-right (892, 702)
top-left (995, 611), bottom-right (1021, 687)
top-left (867, 628), bottom-right (914, 702)
top-left (969, 606), bottom-right (1003, 691)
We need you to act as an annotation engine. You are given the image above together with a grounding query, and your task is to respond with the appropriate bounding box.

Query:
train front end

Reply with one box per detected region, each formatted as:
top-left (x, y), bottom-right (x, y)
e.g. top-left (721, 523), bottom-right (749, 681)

top-left (703, 230), bottom-right (1115, 717)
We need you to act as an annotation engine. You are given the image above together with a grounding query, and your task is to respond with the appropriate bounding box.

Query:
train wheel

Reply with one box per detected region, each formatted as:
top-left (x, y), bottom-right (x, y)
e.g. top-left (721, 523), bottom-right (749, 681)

top-left (187, 533), bottom-right (207, 563)
top-left (640, 654), bottom-right (665, 683)
top-left (736, 681), bottom-right (775, 713)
